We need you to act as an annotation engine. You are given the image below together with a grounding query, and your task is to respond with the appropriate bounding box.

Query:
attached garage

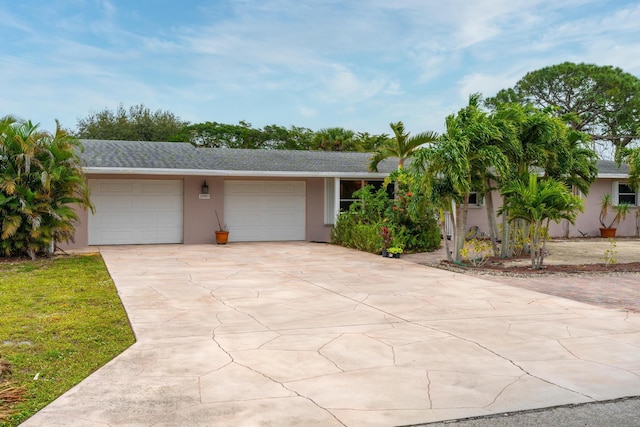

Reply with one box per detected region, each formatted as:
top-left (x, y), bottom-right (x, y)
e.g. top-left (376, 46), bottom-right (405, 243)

top-left (224, 181), bottom-right (306, 241)
top-left (88, 179), bottom-right (183, 245)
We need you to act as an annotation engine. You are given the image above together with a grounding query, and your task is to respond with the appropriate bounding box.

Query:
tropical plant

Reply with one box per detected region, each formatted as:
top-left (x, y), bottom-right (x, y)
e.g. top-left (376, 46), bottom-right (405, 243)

top-left (0, 116), bottom-right (93, 259)
top-left (331, 170), bottom-right (440, 254)
top-left (368, 121), bottom-right (438, 171)
top-left (413, 94), bottom-right (509, 262)
top-left (486, 62), bottom-right (640, 159)
top-left (598, 194), bottom-right (631, 229)
top-left (499, 174), bottom-right (583, 269)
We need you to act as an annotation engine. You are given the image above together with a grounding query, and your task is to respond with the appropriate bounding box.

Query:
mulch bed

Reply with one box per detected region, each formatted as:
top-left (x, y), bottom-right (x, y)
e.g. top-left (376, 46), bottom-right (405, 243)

top-left (436, 257), bottom-right (640, 276)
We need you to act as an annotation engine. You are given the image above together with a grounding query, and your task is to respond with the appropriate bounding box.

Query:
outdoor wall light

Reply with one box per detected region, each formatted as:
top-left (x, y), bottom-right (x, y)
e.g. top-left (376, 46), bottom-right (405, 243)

top-left (201, 180), bottom-right (209, 195)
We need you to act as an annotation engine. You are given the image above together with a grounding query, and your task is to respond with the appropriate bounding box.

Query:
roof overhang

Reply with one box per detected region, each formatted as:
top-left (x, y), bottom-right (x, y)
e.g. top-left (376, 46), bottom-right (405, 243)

top-left (82, 167), bottom-right (390, 179)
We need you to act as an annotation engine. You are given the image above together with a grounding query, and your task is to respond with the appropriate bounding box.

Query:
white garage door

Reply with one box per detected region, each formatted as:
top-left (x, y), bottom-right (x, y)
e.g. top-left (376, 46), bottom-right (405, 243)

top-left (88, 179), bottom-right (183, 245)
top-left (224, 181), bottom-right (305, 241)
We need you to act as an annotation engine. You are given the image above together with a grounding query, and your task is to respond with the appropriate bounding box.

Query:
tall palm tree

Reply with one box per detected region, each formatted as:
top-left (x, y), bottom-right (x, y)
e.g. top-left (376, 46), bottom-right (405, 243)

top-left (415, 95), bottom-right (510, 262)
top-left (368, 121), bottom-right (438, 171)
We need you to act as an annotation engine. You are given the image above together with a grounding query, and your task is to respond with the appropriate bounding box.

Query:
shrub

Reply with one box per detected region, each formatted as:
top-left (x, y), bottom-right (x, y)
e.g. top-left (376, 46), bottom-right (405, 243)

top-left (331, 170), bottom-right (441, 254)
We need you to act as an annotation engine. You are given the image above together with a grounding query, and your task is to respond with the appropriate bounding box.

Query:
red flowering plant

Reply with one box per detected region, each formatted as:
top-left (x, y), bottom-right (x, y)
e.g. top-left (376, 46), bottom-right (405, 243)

top-left (379, 225), bottom-right (392, 249)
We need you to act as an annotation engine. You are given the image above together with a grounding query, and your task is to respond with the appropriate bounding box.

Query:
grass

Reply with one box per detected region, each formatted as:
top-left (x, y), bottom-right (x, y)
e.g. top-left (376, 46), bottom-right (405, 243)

top-left (0, 254), bottom-right (135, 426)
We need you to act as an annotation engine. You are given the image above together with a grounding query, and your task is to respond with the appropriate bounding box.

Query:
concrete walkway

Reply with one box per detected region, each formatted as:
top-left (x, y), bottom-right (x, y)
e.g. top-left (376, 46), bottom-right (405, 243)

top-left (22, 243), bottom-right (640, 426)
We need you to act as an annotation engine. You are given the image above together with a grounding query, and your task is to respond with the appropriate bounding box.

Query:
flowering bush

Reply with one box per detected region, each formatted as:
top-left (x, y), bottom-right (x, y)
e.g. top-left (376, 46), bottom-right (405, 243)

top-left (332, 170), bottom-right (440, 254)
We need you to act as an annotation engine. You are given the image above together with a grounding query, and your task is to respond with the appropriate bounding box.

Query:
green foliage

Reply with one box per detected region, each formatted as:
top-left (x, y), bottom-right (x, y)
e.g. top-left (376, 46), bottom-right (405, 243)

top-left (599, 194), bottom-right (631, 229)
top-left (487, 62), bottom-right (640, 157)
top-left (332, 170), bottom-right (441, 254)
top-left (0, 255), bottom-right (135, 426)
top-left (368, 121), bottom-right (438, 171)
top-left (75, 103), bottom-right (188, 141)
top-left (499, 174), bottom-right (583, 269)
top-left (0, 116), bottom-right (93, 259)
top-left (601, 238), bottom-right (617, 267)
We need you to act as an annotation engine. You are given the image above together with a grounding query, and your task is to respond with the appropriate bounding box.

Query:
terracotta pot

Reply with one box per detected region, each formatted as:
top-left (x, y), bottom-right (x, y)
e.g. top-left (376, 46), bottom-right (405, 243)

top-left (215, 231), bottom-right (229, 244)
top-left (599, 227), bottom-right (616, 238)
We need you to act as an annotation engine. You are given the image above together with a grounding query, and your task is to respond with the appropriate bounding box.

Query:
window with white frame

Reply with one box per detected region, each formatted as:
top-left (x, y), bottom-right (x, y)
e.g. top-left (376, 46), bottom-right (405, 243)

top-left (467, 191), bottom-right (484, 206)
top-left (339, 179), bottom-right (392, 211)
top-left (613, 181), bottom-right (638, 206)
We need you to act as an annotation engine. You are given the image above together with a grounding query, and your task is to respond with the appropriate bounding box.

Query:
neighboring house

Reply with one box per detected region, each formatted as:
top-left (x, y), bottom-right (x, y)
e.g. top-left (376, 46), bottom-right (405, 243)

top-left (465, 160), bottom-right (640, 238)
top-left (64, 140), bottom-right (396, 248)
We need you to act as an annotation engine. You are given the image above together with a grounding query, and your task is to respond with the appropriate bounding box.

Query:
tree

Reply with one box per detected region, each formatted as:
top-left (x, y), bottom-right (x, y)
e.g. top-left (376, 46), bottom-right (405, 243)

top-left (311, 127), bottom-right (360, 151)
top-left (487, 62), bottom-right (640, 159)
top-left (75, 103), bottom-right (188, 141)
top-left (413, 95), bottom-right (509, 262)
top-left (1, 117), bottom-right (93, 259)
top-left (492, 103), bottom-right (597, 254)
top-left (499, 174), bottom-right (583, 269)
top-left (368, 121), bottom-right (438, 171)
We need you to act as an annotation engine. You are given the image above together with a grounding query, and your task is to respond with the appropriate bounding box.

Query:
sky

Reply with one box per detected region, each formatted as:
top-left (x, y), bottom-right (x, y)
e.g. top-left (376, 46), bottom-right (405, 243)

top-left (2, 0), bottom-right (640, 137)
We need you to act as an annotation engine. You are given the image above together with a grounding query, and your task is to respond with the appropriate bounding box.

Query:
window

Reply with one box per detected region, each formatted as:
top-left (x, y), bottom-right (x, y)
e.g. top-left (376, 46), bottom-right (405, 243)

top-left (617, 183), bottom-right (637, 205)
top-left (467, 191), bottom-right (484, 207)
top-left (339, 179), bottom-right (392, 211)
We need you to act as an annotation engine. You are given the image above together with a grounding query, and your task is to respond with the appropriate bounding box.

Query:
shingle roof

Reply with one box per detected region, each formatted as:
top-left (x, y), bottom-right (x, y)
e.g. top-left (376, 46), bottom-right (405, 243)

top-left (596, 159), bottom-right (629, 175)
top-left (79, 139), bottom-right (397, 176)
top-left (79, 139), bottom-right (629, 178)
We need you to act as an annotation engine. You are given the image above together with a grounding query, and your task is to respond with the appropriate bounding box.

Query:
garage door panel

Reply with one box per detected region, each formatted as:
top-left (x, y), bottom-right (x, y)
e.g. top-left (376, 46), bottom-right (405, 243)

top-left (227, 182), bottom-right (264, 193)
top-left (265, 182), bottom-right (303, 193)
top-left (89, 179), bottom-right (183, 245)
top-left (224, 180), bottom-right (305, 242)
top-left (98, 182), bottom-right (135, 192)
top-left (267, 196), bottom-right (304, 210)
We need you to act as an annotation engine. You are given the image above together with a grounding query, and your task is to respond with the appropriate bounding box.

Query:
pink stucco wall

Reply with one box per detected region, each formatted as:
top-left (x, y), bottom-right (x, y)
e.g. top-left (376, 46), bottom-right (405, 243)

top-left (465, 178), bottom-right (639, 238)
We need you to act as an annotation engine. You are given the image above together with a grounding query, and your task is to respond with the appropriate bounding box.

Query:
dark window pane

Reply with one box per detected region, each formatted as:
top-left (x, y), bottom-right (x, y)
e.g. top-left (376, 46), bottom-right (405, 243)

top-left (619, 183), bottom-right (634, 194)
top-left (340, 200), bottom-right (354, 211)
top-left (340, 180), bottom-right (361, 199)
top-left (468, 192), bottom-right (478, 205)
top-left (619, 194), bottom-right (637, 205)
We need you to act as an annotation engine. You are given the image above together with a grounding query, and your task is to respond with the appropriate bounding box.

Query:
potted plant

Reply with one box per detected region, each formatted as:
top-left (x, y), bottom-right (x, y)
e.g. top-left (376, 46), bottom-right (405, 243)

top-left (215, 210), bottom-right (230, 244)
top-left (598, 194), bottom-right (631, 238)
top-left (387, 246), bottom-right (403, 258)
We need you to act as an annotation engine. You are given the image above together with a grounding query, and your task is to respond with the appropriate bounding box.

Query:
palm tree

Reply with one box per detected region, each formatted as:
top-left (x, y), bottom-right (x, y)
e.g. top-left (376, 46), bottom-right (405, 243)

top-left (368, 121), bottom-right (438, 171)
top-left (312, 127), bottom-right (359, 151)
top-left (1, 118), bottom-right (92, 259)
top-left (414, 95), bottom-right (509, 262)
top-left (499, 174), bottom-right (583, 269)
top-left (493, 104), bottom-right (597, 254)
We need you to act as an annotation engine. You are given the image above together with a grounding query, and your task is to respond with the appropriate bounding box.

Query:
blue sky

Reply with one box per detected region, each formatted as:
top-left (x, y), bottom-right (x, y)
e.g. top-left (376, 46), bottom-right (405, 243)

top-left (2, 0), bottom-right (640, 137)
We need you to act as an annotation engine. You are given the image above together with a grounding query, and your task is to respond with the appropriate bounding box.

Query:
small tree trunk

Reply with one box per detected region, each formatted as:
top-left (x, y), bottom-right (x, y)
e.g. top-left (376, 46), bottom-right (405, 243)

top-left (439, 209), bottom-right (453, 262)
top-left (454, 196), bottom-right (470, 262)
top-left (500, 214), bottom-right (512, 258)
top-left (531, 221), bottom-right (540, 269)
top-left (484, 184), bottom-right (498, 256)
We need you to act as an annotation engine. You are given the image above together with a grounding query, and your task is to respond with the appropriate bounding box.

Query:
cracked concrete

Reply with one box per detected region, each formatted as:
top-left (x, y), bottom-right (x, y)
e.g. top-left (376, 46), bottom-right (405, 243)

top-left (21, 242), bottom-right (640, 427)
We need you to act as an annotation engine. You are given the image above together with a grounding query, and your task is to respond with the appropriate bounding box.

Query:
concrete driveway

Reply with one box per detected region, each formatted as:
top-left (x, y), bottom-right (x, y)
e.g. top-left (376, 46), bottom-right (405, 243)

top-left (23, 243), bottom-right (640, 426)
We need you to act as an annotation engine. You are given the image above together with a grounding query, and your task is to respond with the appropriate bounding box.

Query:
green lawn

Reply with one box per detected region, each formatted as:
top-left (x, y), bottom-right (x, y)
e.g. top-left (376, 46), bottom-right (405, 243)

top-left (0, 254), bottom-right (135, 426)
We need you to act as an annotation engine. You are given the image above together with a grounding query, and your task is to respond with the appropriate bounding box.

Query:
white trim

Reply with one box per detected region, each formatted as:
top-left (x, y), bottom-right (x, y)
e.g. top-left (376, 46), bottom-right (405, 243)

top-left (324, 177), bottom-right (336, 225)
top-left (83, 167), bottom-right (390, 179)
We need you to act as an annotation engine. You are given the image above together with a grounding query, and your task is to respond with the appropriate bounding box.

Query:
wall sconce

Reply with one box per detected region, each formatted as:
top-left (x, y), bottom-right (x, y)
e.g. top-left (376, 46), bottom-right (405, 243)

top-left (199, 180), bottom-right (211, 199)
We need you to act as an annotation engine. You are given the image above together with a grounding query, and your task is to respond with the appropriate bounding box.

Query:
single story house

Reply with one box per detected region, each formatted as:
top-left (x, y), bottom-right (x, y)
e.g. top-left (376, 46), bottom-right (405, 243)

top-left (66, 140), bottom-right (638, 249)
top-left (66, 139), bottom-right (397, 248)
